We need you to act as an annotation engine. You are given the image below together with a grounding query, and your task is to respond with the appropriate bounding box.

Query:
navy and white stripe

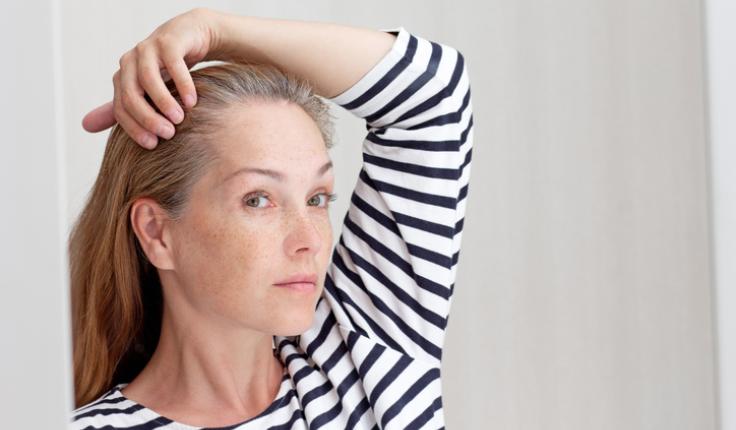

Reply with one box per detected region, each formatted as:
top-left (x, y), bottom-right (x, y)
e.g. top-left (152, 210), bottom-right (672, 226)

top-left (71, 25), bottom-right (473, 430)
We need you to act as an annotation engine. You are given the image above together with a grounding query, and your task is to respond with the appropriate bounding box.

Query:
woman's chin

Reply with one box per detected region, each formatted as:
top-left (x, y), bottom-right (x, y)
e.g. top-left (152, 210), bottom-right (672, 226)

top-left (270, 311), bottom-right (316, 337)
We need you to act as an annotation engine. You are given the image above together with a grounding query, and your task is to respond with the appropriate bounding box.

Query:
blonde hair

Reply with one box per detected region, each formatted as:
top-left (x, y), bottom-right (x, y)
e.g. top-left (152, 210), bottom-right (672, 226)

top-left (69, 62), bottom-right (334, 407)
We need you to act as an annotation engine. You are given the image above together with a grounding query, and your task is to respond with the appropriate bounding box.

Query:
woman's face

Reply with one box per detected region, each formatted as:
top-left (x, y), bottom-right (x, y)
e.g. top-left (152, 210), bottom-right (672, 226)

top-left (165, 99), bottom-right (334, 336)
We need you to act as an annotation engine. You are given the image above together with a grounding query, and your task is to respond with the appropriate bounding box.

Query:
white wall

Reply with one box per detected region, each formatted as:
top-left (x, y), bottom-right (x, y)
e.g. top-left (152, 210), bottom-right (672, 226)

top-left (0, 0), bottom-right (73, 427)
top-left (440, 0), bottom-right (718, 428)
top-left (0, 0), bottom-right (723, 428)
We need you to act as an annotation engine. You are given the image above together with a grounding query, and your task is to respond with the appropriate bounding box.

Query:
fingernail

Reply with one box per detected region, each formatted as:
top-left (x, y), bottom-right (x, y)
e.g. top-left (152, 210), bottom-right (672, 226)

top-left (168, 107), bottom-right (184, 124)
top-left (183, 94), bottom-right (196, 108)
top-left (158, 123), bottom-right (175, 139)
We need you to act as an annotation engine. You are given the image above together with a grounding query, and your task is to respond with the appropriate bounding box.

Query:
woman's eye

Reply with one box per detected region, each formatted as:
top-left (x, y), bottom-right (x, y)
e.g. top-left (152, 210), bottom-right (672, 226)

top-left (243, 192), bottom-right (270, 208)
top-left (243, 192), bottom-right (337, 209)
top-left (308, 192), bottom-right (338, 208)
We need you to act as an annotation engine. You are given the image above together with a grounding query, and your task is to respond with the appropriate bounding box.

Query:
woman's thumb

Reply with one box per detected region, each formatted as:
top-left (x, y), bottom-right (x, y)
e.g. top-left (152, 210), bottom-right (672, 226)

top-left (81, 101), bottom-right (116, 133)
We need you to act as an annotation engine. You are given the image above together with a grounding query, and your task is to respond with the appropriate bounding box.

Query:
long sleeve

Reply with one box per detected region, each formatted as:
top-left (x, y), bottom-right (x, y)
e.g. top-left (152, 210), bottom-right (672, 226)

top-left (321, 26), bottom-right (473, 368)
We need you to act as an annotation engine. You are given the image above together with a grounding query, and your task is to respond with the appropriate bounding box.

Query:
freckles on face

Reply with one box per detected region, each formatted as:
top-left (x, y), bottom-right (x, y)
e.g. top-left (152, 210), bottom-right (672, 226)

top-left (166, 99), bottom-right (334, 334)
top-left (169, 195), bottom-right (270, 311)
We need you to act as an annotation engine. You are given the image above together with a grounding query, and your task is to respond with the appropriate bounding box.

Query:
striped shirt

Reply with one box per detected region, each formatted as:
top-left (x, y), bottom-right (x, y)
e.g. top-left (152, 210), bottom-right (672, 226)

top-left (71, 25), bottom-right (473, 430)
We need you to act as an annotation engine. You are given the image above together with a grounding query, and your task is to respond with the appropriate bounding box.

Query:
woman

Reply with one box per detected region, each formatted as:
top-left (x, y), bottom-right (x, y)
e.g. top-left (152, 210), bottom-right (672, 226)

top-left (70, 8), bottom-right (473, 429)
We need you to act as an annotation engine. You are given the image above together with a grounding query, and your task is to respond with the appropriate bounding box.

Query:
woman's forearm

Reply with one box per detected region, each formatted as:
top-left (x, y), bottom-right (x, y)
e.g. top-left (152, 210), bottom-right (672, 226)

top-left (211, 11), bottom-right (397, 99)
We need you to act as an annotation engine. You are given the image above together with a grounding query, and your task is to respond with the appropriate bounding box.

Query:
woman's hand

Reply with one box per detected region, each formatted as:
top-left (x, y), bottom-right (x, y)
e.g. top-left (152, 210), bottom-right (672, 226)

top-left (81, 8), bottom-right (224, 149)
top-left (82, 9), bottom-right (395, 150)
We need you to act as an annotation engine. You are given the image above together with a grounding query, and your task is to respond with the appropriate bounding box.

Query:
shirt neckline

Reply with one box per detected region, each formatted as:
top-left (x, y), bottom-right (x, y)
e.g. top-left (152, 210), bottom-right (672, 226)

top-left (112, 361), bottom-right (290, 429)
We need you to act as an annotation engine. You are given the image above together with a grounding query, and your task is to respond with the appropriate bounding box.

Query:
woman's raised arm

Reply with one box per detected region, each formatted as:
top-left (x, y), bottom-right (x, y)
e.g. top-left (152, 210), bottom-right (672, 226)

top-left (214, 12), bottom-right (396, 99)
top-left (81, 8), bottom-right (395, 149)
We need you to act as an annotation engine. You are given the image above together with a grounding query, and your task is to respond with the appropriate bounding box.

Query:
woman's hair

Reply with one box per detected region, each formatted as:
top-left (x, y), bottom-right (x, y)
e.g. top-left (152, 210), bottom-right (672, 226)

top-left (69, 62), bottom-right (334, 408)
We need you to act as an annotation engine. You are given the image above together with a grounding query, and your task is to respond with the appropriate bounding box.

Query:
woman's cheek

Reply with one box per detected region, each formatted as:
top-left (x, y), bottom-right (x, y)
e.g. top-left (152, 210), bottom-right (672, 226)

top-left (183, 216), bottom-right (253, 282)
top-left (316, 213), bottom-right (333, 249)
top-left (228, 218), bottom-right (282, 270)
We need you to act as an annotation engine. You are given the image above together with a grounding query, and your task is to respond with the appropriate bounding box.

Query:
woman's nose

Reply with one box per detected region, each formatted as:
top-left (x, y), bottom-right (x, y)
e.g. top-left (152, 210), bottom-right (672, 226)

top-left (284, 211), bottom-right (323, 257)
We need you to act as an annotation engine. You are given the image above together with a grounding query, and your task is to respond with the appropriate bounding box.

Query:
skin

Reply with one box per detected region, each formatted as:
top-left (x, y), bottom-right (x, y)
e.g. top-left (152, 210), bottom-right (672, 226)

top-left (126, 99), bottom-right (335, 426)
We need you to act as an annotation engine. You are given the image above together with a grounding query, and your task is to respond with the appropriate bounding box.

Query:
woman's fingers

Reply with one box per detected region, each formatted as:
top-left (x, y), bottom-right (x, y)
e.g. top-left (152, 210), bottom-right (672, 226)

top-left (118, 51), bottom-right (175, 142)
top-left (115, 100), bottom-right (159, 149)
top-left (113, 67), bottom-right (159, 149)
top-left (162, 52), bottom-right (197, 108)
top-left (81, 101), bottom-right (116, 133)
top-left (81, 8), bottom-right (217, 146)
top-left (137, 46), bottom-right (184, 125)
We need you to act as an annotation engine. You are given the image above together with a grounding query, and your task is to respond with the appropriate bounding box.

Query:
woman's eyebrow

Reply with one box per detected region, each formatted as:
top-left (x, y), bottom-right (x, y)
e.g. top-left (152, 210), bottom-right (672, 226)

top-left (222, 160), bottom-right (333, 184)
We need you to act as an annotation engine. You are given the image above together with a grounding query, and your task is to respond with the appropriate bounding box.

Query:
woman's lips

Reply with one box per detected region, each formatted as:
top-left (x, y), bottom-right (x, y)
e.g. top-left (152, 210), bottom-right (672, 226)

top-left (273, 282), bottom-right (316, 292)
top-left (273, 273), bottom-right (317, 292)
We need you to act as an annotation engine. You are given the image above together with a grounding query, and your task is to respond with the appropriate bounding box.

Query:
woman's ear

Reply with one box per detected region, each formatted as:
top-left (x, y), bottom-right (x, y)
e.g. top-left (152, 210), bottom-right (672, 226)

top-left (130, 198), bottom-right (176, 270)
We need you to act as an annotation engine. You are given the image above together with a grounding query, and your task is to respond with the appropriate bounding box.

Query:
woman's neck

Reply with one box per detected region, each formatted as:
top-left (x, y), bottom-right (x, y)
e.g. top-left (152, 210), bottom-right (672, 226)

top-left (120, 303), bottom-right (285, 427)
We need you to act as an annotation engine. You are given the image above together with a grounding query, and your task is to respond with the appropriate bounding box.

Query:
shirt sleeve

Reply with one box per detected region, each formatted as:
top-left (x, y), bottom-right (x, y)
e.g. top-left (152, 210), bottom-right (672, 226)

top-left (322, 26), bottom-right (473, 367)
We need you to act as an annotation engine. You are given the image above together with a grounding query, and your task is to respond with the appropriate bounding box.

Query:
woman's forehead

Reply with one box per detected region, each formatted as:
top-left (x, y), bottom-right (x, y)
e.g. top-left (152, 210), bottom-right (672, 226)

top-left (213, 101), bottom-right (327, 158)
